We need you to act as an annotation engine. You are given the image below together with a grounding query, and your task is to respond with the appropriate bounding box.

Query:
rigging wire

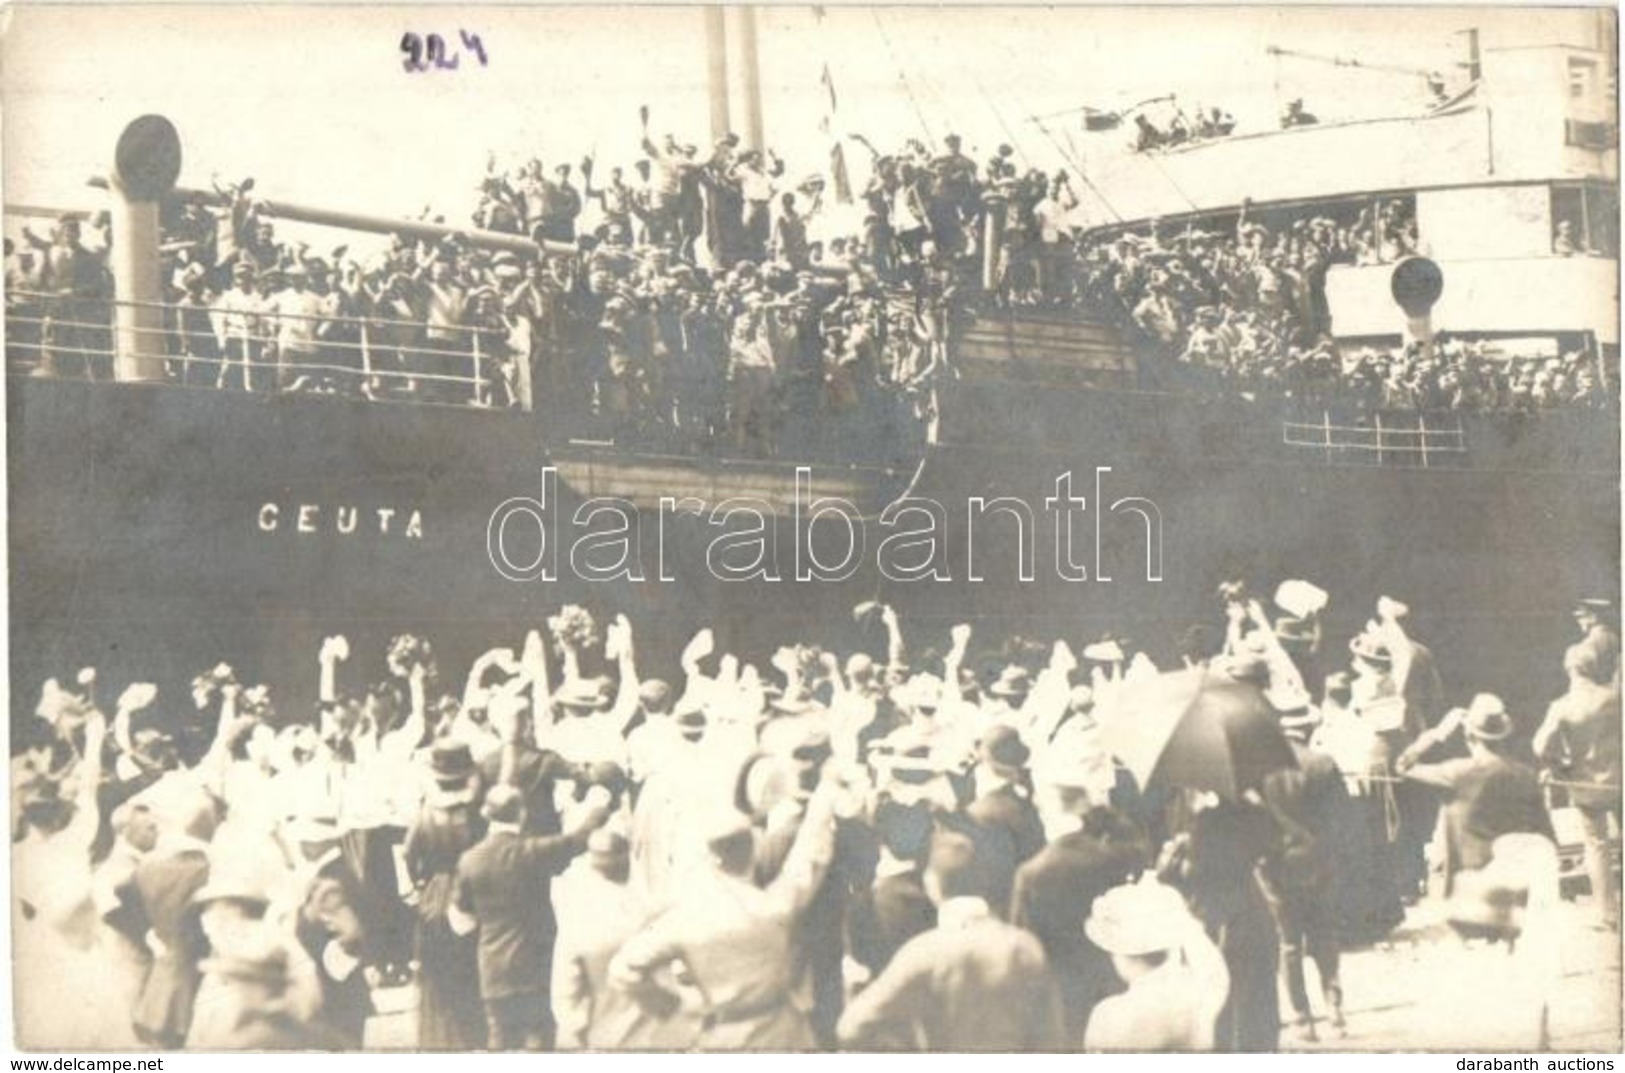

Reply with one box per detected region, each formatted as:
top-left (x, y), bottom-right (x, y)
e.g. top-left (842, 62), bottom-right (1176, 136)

top-left (1134, 133), bottom-right (1204, 215)
top-left (870, 8), bottom-right (937, 148)
top-left (967, 65), bottom-right (1034, 170)
top-left (1026, 109), bottom-right (1125, 224)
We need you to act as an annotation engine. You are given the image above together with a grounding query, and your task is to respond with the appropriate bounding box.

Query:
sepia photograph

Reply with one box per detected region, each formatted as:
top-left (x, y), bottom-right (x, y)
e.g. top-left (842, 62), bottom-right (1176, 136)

top-left (1, 2), bottom-right (1619, 1055)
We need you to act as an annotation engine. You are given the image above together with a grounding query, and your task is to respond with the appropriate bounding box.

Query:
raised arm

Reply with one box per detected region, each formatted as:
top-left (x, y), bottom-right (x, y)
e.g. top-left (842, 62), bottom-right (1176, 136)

top-left (519, 629), bottom-right (553, 739)
top-left (764, 773), bottom-right (841, 918)
top-left (679, 627), bottom-right (715, 698)
top-left (462, 646), bottom-right (520, 715)
top-left (1395, 708), bottom-right (1465, 777)
top-left (879, 604), bottom-right (906, 671)
top-left (1024, 640), bottom-right (1077, 740)
top-left (943, 623), bottom-right (972, 700)
top-left (64, 708), bottom-right (109, 853)
top-left (318, 635), bottom-right (348, 704)
top-left (604, 615), bottom-right (642, 734)
top-left (381, 663), bottom-right (429, 762)
top-left (1531, 698), bottom-right (1567, 766)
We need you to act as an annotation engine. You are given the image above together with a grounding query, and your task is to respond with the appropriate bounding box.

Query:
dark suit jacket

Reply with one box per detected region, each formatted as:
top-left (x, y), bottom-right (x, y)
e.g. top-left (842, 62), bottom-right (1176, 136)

top-left (454, 827), bottom-right (588, 1000)
top-left (476, 745), bottom-right (583, 838)
top-left (963, 784), bottom-right (1046, 914)
top-left (847, 870), bottom-right (937, 976)
top-left (1261, 743), bottom-right (1350, 904)
top-left (1009, 831), bottom-right (1146, 1040)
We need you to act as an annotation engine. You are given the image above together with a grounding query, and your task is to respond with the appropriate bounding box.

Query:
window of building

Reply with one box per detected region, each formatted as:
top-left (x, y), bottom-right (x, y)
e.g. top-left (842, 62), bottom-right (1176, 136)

top-left (1568, 57), bottom-right (1597, 100)
top-left (1550, 182), bottom-right (1619, 258)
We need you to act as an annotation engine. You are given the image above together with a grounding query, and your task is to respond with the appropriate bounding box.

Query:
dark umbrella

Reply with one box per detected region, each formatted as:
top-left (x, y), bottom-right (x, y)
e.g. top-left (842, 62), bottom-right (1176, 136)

top-left (1097, 667), bottom-right (1297, 800)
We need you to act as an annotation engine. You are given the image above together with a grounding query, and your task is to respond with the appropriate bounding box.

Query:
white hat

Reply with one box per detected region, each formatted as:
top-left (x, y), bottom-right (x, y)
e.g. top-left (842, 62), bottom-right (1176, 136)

top-left (1085, 877), bottom-right (1191, 956)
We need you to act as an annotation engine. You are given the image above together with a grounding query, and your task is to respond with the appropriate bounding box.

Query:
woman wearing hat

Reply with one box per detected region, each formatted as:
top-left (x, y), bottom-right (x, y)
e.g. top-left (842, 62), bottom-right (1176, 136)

top-left (1082, 878), bottom-right (1229, 1051)
top-left (402, 739), bottom-right (487, 1049)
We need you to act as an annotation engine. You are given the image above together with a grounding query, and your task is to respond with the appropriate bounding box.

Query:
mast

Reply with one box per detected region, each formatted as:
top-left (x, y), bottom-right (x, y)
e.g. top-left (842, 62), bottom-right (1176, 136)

top-left (726, 6), bottom-right (765, 152)
top-left (705, 8), bottom-right (732, 147)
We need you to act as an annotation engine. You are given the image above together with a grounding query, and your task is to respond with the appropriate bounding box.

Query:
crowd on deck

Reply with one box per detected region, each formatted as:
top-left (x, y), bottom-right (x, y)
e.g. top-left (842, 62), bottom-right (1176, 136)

top-left (1077, 204), bottom-right (1612, 411)
top-left (13, 579), bottom-right (1620, 1051)
top-left (3, 114), bottom-right (1614, 436)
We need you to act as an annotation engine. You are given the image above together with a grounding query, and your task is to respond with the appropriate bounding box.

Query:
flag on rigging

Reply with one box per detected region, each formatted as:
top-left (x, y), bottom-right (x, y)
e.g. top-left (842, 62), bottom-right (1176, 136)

top-left (819, 63), bottom-right (852, 204)
top-left (820, 63), bottom-right (839, 116)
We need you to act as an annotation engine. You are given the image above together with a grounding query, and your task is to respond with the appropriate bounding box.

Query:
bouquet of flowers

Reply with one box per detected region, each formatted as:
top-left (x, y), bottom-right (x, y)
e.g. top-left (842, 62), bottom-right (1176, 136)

top-left (239, 685), bottom-right (275, 721)
top-left (386, 634), bottom-right (437, 679)
top-left (547, 605), bottom-right (598, 654)
top-left (191, 663), bottom-right (239, 709)
top-left (795, 645), bottom-right (827, 686)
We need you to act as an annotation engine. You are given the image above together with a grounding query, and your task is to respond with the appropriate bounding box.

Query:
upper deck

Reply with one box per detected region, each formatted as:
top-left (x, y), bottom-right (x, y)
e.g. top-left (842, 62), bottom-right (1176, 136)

top-left (1082, 41), bottom-right (1618, 227)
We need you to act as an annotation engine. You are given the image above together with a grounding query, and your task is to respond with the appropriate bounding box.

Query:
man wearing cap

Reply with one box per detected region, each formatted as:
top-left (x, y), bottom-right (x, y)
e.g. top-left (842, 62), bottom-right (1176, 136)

top-left (449, 783), bottom-right (613, 1050)
top-left (837, 829), bottom-right (1066, 1050)
top-left (1396, 694), bottom-right (1554, 897)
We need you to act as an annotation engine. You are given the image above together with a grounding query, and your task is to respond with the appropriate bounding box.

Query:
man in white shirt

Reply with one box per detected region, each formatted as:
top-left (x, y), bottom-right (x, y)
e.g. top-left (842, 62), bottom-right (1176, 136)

top-left (266, 263), bottom-right (327, 391)
top-left (212, 262), bottom-right (266, 391)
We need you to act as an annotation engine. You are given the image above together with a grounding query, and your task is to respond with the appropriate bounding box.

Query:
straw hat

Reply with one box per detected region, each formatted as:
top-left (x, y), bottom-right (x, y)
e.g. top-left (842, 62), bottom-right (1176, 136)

top-left (1085, 878), bottom-right (1191, 957)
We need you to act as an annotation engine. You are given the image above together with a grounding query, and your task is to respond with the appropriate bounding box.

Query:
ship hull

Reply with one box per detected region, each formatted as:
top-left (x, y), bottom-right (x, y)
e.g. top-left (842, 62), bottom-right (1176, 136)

top-left (9, 373), bottom-right (1618, 733)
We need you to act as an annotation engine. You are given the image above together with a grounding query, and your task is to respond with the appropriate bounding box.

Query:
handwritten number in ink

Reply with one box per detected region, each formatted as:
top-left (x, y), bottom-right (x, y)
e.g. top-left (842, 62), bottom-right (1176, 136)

top-left (402, 30), bottom-right (487, 72)
top-left (401, 33), bottom-right (426, 72)
top-left (426, 34), bottom-right (459, 70)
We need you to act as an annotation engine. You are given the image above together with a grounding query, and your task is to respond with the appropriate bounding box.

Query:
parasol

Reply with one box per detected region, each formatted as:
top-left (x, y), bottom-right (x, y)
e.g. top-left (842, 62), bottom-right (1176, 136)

top-left (1096, 667), bottom-right (1296, 800)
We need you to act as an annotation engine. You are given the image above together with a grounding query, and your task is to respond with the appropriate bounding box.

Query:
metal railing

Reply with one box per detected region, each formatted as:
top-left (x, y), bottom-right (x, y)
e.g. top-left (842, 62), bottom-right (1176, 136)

top-left (5, 291), bottom-right (527, 411)
top-left (1282, 409), bottom-right (1469, 467)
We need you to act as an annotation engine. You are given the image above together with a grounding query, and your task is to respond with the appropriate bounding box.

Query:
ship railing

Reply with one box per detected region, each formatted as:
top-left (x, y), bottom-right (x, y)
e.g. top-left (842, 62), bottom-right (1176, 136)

top-left (1282, 410), bottom-right (1469, 468)
top-left (4, 291), bottom-right (528, 411)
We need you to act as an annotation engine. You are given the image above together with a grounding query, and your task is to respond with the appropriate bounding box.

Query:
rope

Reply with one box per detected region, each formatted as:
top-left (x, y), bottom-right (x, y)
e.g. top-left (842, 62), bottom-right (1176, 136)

top-left (1135, 144), bottom-right (1203, 214)
top-left (871, 9), bottom-right (936, 148)
top-left (968, 68), bottom-right (1033, 169)
top-left (1026, 111), bottom-right (1124, 224)
top-left (1346, 771), bottom-right (1621, 793)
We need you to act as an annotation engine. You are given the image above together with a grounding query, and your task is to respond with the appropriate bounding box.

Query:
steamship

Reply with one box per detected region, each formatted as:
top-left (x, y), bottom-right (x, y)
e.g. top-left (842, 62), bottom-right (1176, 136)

top-left (6, 10), bottom-right (1618, 729)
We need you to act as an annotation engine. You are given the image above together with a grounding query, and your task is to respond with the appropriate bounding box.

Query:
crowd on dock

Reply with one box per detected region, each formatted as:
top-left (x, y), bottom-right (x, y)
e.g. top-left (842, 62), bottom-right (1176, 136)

top-left (13, 580), bottom-right (1619, 1050)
